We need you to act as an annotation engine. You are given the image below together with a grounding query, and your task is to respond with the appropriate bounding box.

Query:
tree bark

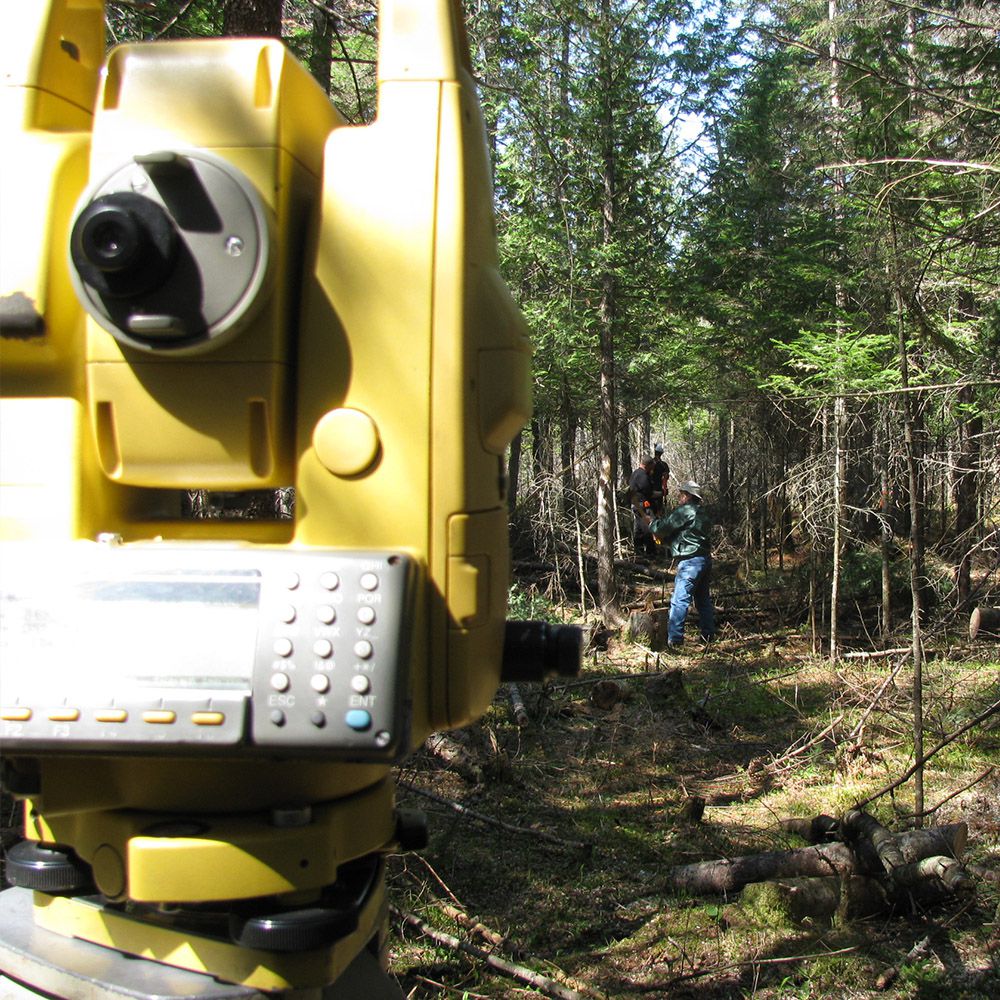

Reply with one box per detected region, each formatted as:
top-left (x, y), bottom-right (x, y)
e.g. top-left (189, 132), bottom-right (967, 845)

top-left (954, 384), bottom-right (982, 611)
top-left (594, 0), bottom-right (621, 624)
top-left (223, 0), bottom-right (281, 37)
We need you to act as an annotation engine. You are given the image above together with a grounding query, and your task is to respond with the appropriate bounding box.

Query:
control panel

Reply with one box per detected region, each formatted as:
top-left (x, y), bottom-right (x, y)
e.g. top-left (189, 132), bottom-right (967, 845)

top-left (0, 543), bottom-right (415, 761)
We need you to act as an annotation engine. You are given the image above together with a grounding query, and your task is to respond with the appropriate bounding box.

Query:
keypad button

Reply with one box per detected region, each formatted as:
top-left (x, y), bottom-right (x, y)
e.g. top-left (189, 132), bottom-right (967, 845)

top-left (357, 606), bottom-right (376, 625)
top-left (311, 673), bottom-right (331, 693)
top-left (192, 711), bottom-right (225, 726)
top-left (353, 640), bottom-right (373, 660)
top-left (270, 672), bottom-right (291, 692)
top-left (94, 709), bottom-right (127, 723)
top-left (143, 710), bottom-right (176, 725)
top-left (345, 709), bottom-right (372, 731)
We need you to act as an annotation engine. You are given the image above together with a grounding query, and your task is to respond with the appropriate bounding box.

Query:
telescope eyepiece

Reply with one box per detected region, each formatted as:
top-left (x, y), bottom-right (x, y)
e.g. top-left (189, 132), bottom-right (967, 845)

top-left (71, 192), bottom-right (177, 298)
top-left (77, 203), bottom-right (144, 274)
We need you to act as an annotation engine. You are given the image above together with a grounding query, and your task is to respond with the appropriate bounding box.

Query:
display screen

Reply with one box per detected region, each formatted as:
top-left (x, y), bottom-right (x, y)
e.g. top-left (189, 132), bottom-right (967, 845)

top-left (0, 567), bottom-right (261, 699)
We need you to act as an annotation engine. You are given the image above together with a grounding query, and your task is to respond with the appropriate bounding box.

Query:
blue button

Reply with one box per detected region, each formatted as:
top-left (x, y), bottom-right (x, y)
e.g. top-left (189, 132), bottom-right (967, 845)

top-left (345, 709), bottom-right (372, 731)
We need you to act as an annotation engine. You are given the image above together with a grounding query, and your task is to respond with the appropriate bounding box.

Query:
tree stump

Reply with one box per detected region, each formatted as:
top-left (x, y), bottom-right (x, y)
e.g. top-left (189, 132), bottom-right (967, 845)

top-left (970, 607), bottom-right (1000, 640)
top-left (626, 609), bottom-right (669, 649)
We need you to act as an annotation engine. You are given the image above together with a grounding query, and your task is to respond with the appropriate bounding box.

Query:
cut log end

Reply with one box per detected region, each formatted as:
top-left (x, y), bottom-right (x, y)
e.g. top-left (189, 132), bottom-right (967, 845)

top-left (970, 606), bottom-right (1000, 641)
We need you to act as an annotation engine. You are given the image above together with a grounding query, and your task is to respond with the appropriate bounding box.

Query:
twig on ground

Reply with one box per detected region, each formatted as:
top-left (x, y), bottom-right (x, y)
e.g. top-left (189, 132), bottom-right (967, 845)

top-left (764, 714), bottom-right (845, 771)
top-left (392, 906), bottom-right (600, 1000)
top-left (629, 943), bottom-right (866, 991)
top-left (841, 647), bottom-right (913, 660)
top-left (397, 781), bottom-right (592, 854)
top-left (875, 896), bottom-right (976, 989)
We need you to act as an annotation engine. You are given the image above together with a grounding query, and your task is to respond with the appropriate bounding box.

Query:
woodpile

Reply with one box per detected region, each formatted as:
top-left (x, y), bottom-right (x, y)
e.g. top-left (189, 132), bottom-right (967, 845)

top-left (666, 809), bottom-right (979, 924)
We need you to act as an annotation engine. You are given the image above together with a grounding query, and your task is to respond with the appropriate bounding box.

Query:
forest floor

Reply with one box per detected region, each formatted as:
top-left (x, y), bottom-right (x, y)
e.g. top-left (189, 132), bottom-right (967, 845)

top-left (386, 553), bottom-right (1000, 999)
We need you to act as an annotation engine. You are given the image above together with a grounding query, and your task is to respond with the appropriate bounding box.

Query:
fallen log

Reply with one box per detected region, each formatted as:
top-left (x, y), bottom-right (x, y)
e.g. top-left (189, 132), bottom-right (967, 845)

top-left (891, 855), bottom-right (974, 895)
top-left (666, 823), bottom-right (966, 896)
top-left (969, 606), bottom-right (1000, 640)
top-left (668, 841), bottom-right (861, 895)
top-left (741, 873), bottom-right (960, 924)
top-left (423, 732), bottom-right (483, 784)
top-left (782, 814), bottom-right (969, 864)
top-left (841, 808), bottom-right (904, 873)
top-left (779, 814), bottom-right (838, 844)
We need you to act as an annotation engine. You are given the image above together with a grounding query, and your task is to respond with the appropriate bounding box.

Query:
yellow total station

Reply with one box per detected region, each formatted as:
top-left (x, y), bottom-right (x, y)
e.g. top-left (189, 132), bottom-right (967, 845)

top-left (0, 0), bottom-right (582, 993)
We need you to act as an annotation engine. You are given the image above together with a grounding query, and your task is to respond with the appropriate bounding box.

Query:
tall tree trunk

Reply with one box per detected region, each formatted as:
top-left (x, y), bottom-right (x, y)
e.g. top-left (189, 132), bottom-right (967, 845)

top-left (828, 0), bottom-right (847, 661)
top-left (718, 412), bottom-right (731, 524)
top-left (954, 384), bottom-right (982, 611)
top-left (559, 380), bottom-right (577, 519)
top-left (223, 0), bottom-right (281, 37)
top-left (308, 3), bottom-right (333, 93)
top-left (595, 0), bottom-right (621, 623)
top-left (896, 292), bottom-right (925, 824)
top-left (831, 395), bottom-right (847, 659)
top-left (879, 406), bottom-right (895, 637)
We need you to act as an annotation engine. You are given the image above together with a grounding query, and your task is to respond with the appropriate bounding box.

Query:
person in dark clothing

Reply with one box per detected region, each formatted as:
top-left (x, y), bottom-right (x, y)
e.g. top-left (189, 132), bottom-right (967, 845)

top-left (627, 458), bottom-right (657, 557)
top-left (650, 480), bottom-right (715, 646)
top-left (649, 443), bottom-right (669, 514)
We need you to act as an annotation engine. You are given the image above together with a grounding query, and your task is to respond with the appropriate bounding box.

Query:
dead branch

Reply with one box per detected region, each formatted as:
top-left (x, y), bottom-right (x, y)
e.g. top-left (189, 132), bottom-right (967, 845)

top-left (392, 906), bottom-right (600, 1000)
top-left (841, 647), bottom-right (912, 660)
top-left (779, 814), bottom-right (839, 843)
top-left (907, 766), bottom-right (995, 821)
top-left (967, 863), bottom-right (1000, 885)
top-left (398, 781), bottom-right (592, 855)
top-left (764, 714), bottom-right (845, 771)
top-left (437, 900), bottom-right (511, 952)
top-left (853, 696), bottom-right (1000, 809)
top-left (507, 683), bottom-right (530, 727)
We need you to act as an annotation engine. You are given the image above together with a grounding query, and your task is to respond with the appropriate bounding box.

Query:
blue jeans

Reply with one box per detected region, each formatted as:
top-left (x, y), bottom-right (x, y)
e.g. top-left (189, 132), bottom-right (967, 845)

top-left (669, 555), bottom-right (715, 644)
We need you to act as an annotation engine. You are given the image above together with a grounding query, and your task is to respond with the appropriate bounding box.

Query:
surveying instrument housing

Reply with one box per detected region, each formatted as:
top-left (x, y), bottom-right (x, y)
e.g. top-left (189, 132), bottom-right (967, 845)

top-left (0, 1), bottom-right (581, 995)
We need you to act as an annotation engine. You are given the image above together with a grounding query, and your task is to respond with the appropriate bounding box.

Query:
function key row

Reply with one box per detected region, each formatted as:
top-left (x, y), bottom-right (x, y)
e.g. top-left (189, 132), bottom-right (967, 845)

top-left (283, 570), bottom-right (382, 593)
top-left (273, 605), bottom-right (379, 627)
top-left (268, 706), bottom-right (375, 733)
top-left (0, 707), bottom-right (226, 726)
top-left (269, 672), bottom-right (370, 695)
top-left (272, 638), bottom-right (374, 659)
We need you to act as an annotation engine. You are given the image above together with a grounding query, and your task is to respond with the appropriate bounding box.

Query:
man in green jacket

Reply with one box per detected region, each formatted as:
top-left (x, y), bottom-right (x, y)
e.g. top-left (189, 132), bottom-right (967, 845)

top-left (650, 480), bottom-right (715, 647)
